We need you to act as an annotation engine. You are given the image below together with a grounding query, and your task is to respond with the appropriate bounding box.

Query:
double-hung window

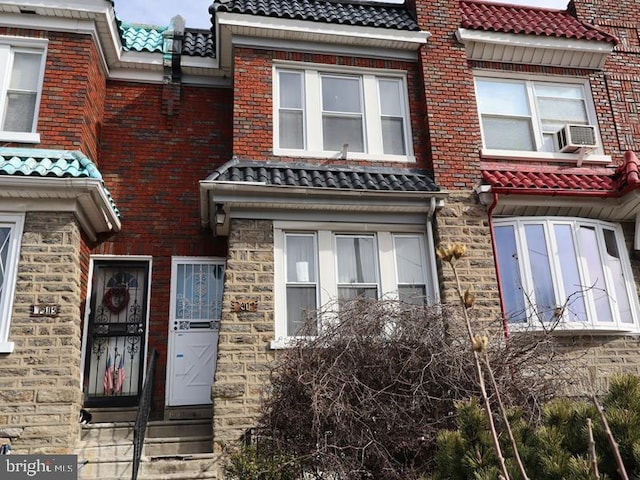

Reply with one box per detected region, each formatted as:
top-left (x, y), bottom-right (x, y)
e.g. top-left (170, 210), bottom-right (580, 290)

top-left (0, 213), bottom-right (25, 353)
top-left (475, 76), bottom-right (597, 154)
top-left (275, 64), bottom-right (413, 161)
top-left (494, 217), bottom-right (639, 331)
top-left (0, 37), bottom-right (47, 143)
top-left (275, 223), bottom-right (433, 342)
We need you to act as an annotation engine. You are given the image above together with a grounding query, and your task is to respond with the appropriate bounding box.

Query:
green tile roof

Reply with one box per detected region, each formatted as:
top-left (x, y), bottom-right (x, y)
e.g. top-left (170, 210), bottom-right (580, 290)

top-left (120, 23), bottom-right (166, 53)
top-left (0, 148), bottom-right (120, 217)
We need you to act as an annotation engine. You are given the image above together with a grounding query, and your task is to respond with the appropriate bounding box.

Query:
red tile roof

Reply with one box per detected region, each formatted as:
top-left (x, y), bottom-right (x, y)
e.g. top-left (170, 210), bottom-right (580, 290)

top-left (460, 0), bottom-right (618, 44)
top-left (482, 151), bottom-right (640, 197)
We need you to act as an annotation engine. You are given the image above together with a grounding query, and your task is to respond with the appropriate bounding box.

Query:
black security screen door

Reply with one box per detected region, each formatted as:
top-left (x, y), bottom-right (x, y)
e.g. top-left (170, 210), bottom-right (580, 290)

top-left (83, 260), bottom-right (150, 407)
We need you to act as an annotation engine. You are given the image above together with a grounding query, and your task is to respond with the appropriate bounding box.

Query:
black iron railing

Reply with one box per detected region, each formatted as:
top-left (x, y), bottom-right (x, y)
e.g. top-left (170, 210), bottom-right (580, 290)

top-left (131, 349), bottom-right (157, 480)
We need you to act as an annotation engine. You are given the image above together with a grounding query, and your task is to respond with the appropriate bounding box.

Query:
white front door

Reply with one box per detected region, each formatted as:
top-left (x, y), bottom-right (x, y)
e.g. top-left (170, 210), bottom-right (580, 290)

top-left (168, 329), bottom-right (218, 406)
top-left (167, 258), bottom-right (225, 407)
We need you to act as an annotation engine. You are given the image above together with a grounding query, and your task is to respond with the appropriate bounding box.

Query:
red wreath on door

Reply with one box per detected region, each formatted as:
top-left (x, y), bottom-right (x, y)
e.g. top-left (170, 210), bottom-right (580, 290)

top-left (103, 286), bottom-right (130, 314)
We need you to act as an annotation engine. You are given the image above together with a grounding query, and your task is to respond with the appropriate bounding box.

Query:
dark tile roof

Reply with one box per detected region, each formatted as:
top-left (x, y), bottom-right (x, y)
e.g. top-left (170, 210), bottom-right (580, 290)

top-left (183, 30), bottom-right (215, 57)
top-left (208, 160), bottom-right (439, 192)
top-left (460, 0), bottom-right (618, 44)
top-left (210, 0), bottom-right (420, 31)
top-left (481, 151), bottom-right (640, 197)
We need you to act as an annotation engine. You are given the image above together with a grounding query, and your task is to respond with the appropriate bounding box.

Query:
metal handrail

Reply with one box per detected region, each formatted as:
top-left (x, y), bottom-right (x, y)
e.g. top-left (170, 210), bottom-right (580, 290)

top-left (131, 349), bottom-right (158, 480)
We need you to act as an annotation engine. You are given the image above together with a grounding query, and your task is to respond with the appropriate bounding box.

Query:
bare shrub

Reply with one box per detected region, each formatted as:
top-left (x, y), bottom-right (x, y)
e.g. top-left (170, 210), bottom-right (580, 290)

top-left (253, 299), bottom-right (575, 479)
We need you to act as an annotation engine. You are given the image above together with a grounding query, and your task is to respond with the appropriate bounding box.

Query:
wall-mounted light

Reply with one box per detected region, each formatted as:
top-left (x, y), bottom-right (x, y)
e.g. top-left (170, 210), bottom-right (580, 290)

top-left (215, 203), bottom-right (226, 226)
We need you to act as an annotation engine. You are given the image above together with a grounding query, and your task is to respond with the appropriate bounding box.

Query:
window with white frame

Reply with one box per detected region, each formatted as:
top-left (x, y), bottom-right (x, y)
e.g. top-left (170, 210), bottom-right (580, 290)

top-left (0, 37), bottom-right (47, 143)
top-left (494, 217), bottom-right (639, 331)
top-left (274, 65), bottom-right (413, 161)
top-left (475, 76), bottom-right (597, 153)
top-left (0, 213), bottom-right (25, 353)
top-left (275, 224), bottom-right (433, 340)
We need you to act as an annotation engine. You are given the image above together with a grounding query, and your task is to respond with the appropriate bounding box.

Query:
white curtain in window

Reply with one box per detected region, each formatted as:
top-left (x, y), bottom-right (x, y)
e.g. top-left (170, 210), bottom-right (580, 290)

top-left (285, 234), bottom-right (317, 336)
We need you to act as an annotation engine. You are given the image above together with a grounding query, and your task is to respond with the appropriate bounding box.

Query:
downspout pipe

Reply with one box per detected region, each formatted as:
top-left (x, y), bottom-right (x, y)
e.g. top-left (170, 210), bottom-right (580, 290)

top-left (487, 191), bottom-right (510, 339)
top-left (426, 196), bottom-right (441, 304)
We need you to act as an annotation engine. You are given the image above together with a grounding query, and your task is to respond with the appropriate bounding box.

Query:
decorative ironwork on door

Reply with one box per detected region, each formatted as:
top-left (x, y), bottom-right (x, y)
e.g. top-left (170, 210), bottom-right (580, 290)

top-left (83, 261), bottom-right (150, 407)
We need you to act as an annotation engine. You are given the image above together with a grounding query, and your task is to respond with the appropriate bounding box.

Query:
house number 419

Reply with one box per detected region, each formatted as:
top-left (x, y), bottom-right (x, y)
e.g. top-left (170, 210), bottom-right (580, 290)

top-left (232, 300), bottom-right (258, 312)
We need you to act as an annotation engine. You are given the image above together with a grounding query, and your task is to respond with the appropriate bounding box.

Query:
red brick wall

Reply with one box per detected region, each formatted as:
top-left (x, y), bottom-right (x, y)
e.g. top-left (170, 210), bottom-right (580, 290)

top-left (412, 0), bottom-right (481, 190)
top-left (39, 32), bottom-right (106, 158)
top-left (232, 47), bottom-right (431, 170)
top-left (412, 0), bottom-right (640, 189)
top-left (0, 29), bottom-right (106, 159)
top-left (95, 81), bottom-right (233, 406)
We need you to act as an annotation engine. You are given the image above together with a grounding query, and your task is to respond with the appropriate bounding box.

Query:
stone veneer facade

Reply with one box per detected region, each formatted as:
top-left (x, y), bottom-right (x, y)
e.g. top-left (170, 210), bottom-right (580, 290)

top-left (209, 199), bottom-right (640, 446)
top-left (0, 212), bottom-right (83, 453)
top-left (212, 219), bottom-right (277, 446)
top-left (436, 192), bottom-right (640, 391)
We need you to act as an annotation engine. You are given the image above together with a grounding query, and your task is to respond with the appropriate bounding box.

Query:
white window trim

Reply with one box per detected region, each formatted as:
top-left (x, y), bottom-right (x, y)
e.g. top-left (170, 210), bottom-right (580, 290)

top-left (0, 213), bottom-right (25, 353)
top-left (474, 71), bottom-right (611, 165)
top-left (272, 221), bottom-right (435, 348)
top-left (0, 36), bottom-right (48, 144)
top-left (495, 217), bottom-right (640, 333)
top-left (273, 61), bottom-right (415, 163)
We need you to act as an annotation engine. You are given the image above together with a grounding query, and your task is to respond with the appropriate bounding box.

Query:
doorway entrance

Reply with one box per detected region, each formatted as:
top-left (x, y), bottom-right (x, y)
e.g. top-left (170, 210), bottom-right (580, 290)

top-left (83, 259), bottom-right (150, 407)
top-left (166, 258), bottom-right (225, 406)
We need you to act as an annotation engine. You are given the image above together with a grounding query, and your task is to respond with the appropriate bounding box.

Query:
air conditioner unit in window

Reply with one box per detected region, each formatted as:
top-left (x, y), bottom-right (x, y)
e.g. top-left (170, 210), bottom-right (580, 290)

top-left (556, 124), bottom-right (598, 153)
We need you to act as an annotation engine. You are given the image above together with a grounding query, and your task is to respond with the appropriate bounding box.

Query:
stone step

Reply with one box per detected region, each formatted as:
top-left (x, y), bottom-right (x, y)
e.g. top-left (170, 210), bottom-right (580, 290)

top-left (79, 422), bottom-right (134, 443)
top-left (144, 435), bottom-right (213, 456)
top-left (146, 419), bottom-right (212, 438)
top-left (76, 441), bottom-right (134, 460)
top-left (84, 407), bottom-right (138, 423)
top-left (164, 406), bottom-right (212, 421)
top-left (142, 454), bottom-right (219, 478)
top-left (77, 454), bottom-right (219, 480)
top-left (77, 455), bottom-right (132, 480)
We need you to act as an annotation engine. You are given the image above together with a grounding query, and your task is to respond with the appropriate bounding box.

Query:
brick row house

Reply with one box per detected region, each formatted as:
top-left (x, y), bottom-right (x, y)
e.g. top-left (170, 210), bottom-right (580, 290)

top-left (0, 0), bottom-right (639, 475)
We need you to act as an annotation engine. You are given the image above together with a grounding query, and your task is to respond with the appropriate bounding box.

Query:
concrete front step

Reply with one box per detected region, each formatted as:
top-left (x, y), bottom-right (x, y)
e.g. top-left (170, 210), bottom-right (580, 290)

top-left (146, 419), bottom-right (212, 438)
top-left (79, 422), bottom-right (134, 443)
top-left (84, 407), bottom-right (138, 423)
top-left (77, 454), bottom-right (219, 480)
top-left (144, 435), bottom-right (213, 456)
top-left (142, 454), bottom-right (219, 478)
top-left (77, 441), bottom-right (134, 460)
top-left (76, 418), bottom-right (216, 479)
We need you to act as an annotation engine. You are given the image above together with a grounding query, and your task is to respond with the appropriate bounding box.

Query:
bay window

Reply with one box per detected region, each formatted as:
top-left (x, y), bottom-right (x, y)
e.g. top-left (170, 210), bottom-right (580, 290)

top-left (494, 217), bottom-right (639, 331)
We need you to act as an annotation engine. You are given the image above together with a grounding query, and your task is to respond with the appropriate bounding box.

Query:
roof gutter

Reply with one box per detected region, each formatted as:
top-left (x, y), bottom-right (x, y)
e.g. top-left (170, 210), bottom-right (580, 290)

top-left (200, 180), bottom-right (447, 233)
top-left (0, 176), bottom-right (121, 241)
